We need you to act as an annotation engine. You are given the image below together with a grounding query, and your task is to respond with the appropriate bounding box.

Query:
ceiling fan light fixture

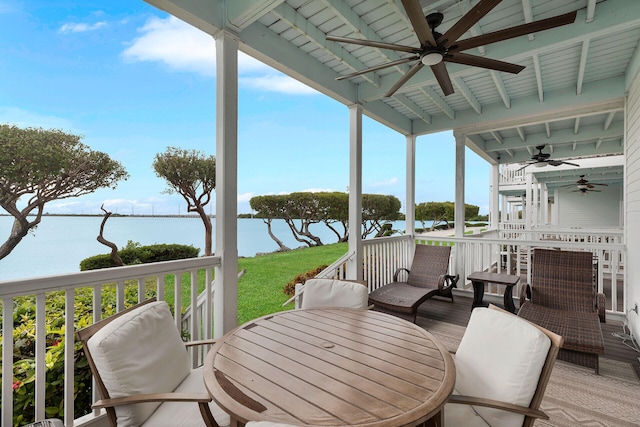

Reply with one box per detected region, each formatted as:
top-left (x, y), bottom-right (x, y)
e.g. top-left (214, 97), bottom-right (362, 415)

top-left (421, 52), bottom-right (443, 66)
top-left (534, 162), bottom-right (547, 168)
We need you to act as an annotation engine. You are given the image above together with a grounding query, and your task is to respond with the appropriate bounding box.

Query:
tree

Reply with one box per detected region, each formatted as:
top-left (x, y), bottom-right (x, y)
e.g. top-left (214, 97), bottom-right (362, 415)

top-left (416, 202), bottom-right (454, 231)
top-left (0, 125), bottom-right (128, 260)
top-left (153, 147), bottom-right (216, 256)
top-left (415, 201), bottom-right (481, 230)
top-left (361, 194), bottom-right (402, 238)
top-left (250, 192), bottom-right (401, 249)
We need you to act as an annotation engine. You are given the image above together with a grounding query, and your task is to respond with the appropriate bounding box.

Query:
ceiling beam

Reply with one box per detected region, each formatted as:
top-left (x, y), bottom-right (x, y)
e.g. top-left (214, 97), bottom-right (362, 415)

top-left (322, 0), bottom-right (410, 76)
top-left (414, 76), bottom-right (625, 135)
top-left (451, 76), bottom-right (482, 114)
top-left (227, 0), bottom-right (284, 30)
top-left (358, 0), bottom-right (640, 102)
top-left (482, 121), bottom-right (624, 153)
top-left (576, 40), bottom-right (590, 95)
top-left (271, 2), bottom-right (379, 87)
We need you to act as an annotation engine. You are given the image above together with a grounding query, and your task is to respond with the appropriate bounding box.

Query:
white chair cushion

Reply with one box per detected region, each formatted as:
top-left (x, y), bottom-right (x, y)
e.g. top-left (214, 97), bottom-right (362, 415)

top-left (300, 279), bottom-right (369, 309)
top-left (87, 301), bottom-right (191, 427)
top-left (143, 366), bottom-right (230, 427)
top-left (449, 307), bottom-right (551, 427)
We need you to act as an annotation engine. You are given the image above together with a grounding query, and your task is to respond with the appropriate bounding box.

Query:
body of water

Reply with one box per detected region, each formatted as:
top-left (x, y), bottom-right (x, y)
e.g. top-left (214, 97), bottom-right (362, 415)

top-left (0, 216), bottom-right (419, 281)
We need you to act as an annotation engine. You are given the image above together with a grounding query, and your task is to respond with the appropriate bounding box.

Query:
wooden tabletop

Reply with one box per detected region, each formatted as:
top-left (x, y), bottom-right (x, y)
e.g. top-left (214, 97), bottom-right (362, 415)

top-left (204, 308), bottom-right (455, 427)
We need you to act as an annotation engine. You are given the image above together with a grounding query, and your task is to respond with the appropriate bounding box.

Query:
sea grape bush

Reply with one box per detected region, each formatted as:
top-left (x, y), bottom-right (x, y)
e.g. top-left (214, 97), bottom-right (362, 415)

top-left (80, 241), bottom-right (200, 271)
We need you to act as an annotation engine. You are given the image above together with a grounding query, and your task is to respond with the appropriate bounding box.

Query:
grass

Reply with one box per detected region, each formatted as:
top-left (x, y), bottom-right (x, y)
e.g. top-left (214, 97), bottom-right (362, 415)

top-left (236, 242), bottom-right (348, 324)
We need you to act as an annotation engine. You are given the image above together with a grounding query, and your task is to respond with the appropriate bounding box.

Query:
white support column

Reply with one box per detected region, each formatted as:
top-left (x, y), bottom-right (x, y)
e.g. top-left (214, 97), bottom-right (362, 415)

top-left (405, 135), bottom-right (416, 238)
top-left (541, 183), bottom-right (549, 225)
top-left (532, 180), bottom-right (539, 227)
top-left (214, 31), bottom-right (238, 337)
top-left (454, 133), bottom-right (466, 238)
top-left (490, 164), bottom-right (500, 230)
top-left (525, 172), bottom-right (533, 230)
top-left (347, 104), bottom-right (363, 281)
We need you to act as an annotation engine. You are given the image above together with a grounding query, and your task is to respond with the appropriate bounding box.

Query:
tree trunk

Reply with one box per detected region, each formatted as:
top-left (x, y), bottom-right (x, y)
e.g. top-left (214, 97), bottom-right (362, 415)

top-left (264, 218), bottom-right (290, 252)
top-left (195, 204), bottom-right (213, 256)
top-left (0, 203), bottom-right (43, 261)
top-left (97, 206), bottom-right (124, 266)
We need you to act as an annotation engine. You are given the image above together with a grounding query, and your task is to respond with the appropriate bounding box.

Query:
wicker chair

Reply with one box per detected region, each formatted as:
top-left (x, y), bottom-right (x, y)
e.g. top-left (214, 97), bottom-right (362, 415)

top-left (368, 244), bottom-right (459, 323)
top-left (518, 248), bottom-right (605, 374)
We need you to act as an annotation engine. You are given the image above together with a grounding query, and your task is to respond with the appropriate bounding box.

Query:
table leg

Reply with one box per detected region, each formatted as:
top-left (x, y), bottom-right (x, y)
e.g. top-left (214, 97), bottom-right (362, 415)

top-left (425, 410), bottom-right (443, 427)
top-left (503, 285), bottom-right (516, 313)
top-left (471, 280), bottom-right (488, 310)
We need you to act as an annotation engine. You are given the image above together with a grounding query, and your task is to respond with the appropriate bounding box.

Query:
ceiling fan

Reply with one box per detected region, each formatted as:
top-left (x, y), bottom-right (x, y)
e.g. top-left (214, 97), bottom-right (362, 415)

top-left (517, 145), bottom-right (580, 171)
top-left (562, 175), bottom-right (608, 193)
top-left (327, 0), bottom-right (577, 97)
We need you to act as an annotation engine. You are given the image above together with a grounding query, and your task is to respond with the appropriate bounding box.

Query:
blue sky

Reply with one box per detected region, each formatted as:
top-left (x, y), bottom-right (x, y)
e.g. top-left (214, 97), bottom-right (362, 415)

top-left (1, 1), bottom-right (489, 216)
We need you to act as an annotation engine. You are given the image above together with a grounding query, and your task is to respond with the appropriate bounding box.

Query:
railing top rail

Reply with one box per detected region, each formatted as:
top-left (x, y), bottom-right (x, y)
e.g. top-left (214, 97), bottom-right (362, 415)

top-left (418, 235), bottom-right (625, 250)
top-left (0, 256), bottom-right (221, 299)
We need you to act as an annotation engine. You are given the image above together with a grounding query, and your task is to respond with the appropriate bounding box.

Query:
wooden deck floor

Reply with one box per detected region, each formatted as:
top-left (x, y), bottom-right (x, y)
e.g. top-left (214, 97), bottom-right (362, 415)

top-left (412, 295), bottom-right (640, 379)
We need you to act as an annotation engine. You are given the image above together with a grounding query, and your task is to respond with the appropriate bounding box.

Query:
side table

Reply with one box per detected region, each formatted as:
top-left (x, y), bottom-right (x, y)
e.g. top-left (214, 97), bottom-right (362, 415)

top-left (467, 271), bottom-right (520, 313)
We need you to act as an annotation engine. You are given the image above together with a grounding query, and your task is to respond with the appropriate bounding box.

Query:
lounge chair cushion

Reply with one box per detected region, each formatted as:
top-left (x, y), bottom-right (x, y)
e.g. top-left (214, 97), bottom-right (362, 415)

top-left (245, 423), bottom-right (297, 427)
top-left (300, 278), bottom-right (369, 309)
top-left (87, 301), bottom-right (191, 427)
top-left (451, 307), bottom-right (551, 427)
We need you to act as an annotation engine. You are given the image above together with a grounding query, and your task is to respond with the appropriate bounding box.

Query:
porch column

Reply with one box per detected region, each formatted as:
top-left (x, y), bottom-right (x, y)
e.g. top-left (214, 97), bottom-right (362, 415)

top-left (525, 172), bottom-right (533, 230)
top-left (454, 132), bottom-right (465, 238)
top-left (405, 135), bottom-right (416, 238)
top-left (490, 163), bottom-right (500, 230)
top-left (347, 104), bottom-right (363, 281)
top-left (541, 183), bottom-right (549, 225)
top-left (214, 30), bottom-right (238, 337)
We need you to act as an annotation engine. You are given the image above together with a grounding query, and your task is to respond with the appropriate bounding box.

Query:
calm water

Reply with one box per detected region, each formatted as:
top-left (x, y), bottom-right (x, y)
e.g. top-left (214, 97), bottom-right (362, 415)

top-left (0, 216), bottom-right (413, 281)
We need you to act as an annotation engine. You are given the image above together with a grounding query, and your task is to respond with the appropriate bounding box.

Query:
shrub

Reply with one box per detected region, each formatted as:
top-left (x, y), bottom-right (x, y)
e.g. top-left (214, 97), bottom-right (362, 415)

top-left (283, 264), bottom-right (328, 296)
top-left (3, 286), bottom-right (159, 426)
top-left (80, 241), bottom-right (200, 271)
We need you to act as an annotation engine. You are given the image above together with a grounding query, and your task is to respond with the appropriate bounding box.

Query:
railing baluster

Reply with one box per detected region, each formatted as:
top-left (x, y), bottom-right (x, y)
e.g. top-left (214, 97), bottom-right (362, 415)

top-left (35, 292), bottom-right (47, 420)
top-left (65, 290), bottom-right (75, 426)
top-left (2, 297), bottom-right (14, 427)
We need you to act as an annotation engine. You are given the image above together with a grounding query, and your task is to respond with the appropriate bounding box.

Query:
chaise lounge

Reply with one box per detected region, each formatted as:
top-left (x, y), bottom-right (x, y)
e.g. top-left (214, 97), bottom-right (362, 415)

top-left (518, 248), bottom-right (605, 374)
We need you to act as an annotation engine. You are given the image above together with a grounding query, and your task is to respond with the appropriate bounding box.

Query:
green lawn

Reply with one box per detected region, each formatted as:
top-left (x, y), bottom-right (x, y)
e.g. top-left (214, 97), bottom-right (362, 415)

top-left (236, 242), bottom-right (348, 324)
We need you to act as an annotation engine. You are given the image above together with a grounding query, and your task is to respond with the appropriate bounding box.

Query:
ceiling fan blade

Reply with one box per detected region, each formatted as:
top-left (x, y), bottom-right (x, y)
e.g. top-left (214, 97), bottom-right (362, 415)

top-left (384, 61), bottom-right (424, 97)
top-left (336, 57), bottom-right (418, 81)
top-left (326, 35), bottom-right (419, 54)
top-left (431, 61), bottom-right (454, 95)
top-left (445, 52), bottom-right (525, 74)
top-left (401, 0), bottom-right (437, 47)
top-left (517, 163), bottom-right (531, 172)
top-left (453, 11), bottom-right (577, 52)
top-left (440, 0), bottom-right (502, 48)
top-left (561, 161), bottom-right (580, 167)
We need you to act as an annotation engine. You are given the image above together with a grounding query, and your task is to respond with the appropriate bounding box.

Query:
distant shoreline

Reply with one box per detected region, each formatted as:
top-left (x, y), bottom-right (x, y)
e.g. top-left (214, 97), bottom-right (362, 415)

top-left (0, 213), bottom-right (217, 218)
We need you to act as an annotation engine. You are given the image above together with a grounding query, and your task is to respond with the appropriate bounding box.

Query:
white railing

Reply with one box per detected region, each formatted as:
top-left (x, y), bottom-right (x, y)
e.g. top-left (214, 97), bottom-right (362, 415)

top-left (499, 164), bottom-right (527, 185)
top-left (319, 232), bottom-right (626, 318)
top-left (0, 256), bottom-right (220, 427)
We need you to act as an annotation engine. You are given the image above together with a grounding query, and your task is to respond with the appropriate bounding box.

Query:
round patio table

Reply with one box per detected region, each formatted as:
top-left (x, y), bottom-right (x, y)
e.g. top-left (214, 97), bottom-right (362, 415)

top-left (204, 308), bottom-right (455, 427)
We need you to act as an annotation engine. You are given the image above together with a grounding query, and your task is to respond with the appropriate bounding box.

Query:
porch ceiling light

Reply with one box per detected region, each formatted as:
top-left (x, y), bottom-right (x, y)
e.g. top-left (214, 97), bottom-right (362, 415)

top-left (421, 52), bottom-right (443, 66)
top-left (534, 162), bottom-right (546, 168)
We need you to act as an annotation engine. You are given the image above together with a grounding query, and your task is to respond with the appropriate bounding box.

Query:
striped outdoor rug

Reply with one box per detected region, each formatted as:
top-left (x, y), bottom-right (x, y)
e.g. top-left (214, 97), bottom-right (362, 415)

top-left (418, 318), bottom-right (640, 427)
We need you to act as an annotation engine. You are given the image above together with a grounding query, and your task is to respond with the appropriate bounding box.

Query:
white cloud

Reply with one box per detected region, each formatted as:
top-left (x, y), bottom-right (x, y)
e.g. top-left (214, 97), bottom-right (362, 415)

top-left (239, 75), bottom-right (317, 95)
top-left (237, 192), bottom-right (254, 203)
top-left (122, 16), bottom-right (317, 95)
top-left (368, 177), bottom-right (399, 188)
top-left (58, 21), bottom-right (107, 34)
top-left (0, 107), bottom-right (75, 131)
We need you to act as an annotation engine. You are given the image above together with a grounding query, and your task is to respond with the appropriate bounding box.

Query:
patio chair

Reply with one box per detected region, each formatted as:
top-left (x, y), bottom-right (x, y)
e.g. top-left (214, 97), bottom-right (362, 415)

top-left (76, 298), bottom-right (230, 427)
top-left (444, 305), bottom-right (563, 427)
top-left (518, 248), bottom-right (605, 373)
top-left (368, 244), bottom-right (459, 322)
top-left (294, 278), bottom-right (369, 309)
